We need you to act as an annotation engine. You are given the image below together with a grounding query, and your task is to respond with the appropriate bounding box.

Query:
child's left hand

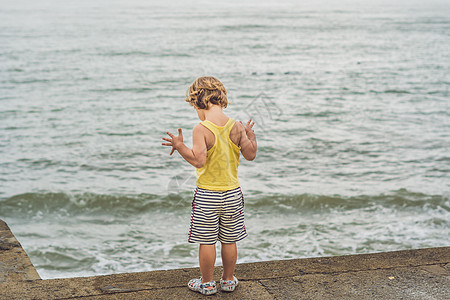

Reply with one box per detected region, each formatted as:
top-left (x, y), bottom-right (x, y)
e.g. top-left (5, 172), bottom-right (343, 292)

top-left (162, 128), bottom-right (183, 155)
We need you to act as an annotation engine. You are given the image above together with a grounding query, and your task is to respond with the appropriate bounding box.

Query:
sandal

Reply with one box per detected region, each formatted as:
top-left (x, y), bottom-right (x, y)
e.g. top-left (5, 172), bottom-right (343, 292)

top-left (188, 278), bottom-right (217, 295)
top-left (220, 276), bottom-right (238, 292)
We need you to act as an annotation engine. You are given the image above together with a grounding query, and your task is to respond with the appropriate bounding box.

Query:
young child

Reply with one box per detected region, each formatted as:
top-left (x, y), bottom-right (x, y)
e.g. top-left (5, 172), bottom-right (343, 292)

top-left (161, 76), bottom-right (257, 295)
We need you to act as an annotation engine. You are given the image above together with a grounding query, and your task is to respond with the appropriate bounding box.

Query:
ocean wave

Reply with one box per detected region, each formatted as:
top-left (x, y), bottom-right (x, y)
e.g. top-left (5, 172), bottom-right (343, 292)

top-left (0, 192), bottom-right (187, 217)
top-left (247, 188), bottom-right (449, 211)
top-left (1, 189), bottom-right (447, 218)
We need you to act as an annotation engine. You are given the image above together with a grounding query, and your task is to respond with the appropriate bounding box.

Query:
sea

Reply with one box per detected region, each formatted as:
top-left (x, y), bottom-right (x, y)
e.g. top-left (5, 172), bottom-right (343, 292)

top-left (1, 0), bottom-right (449, 279)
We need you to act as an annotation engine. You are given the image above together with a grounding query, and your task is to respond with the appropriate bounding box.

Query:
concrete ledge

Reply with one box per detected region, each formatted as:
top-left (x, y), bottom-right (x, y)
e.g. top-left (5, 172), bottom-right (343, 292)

top-left (0, 219), bottom-right (449, 299)
top-left (0, 219), bottom-right (40, 284)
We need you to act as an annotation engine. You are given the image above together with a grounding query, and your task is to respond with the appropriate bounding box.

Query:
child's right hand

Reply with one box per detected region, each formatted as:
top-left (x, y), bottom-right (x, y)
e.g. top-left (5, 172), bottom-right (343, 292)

top-left (240, 119), bottom-right (255, 139)
top-left (238, 119), bottom-right (257, 161)
top-left (162, 128), bottom-right (184, 155)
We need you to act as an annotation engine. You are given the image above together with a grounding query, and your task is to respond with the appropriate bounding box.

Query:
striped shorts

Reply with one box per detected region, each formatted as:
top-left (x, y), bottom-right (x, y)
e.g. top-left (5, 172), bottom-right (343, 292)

top-left (188, 186), bottom-right (247, 245)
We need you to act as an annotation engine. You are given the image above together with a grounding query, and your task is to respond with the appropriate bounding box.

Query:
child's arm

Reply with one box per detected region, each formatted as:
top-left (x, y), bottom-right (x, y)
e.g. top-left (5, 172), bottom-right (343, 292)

top-left (238, 119), bottom-right (257, 161)
top-left (162, 125), bottom-right (207, 168)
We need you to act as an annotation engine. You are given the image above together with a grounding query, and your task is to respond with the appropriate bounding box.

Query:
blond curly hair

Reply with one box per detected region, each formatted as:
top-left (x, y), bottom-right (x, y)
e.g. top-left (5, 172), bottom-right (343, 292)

top-left (185, 76), bottom-right (228, 109)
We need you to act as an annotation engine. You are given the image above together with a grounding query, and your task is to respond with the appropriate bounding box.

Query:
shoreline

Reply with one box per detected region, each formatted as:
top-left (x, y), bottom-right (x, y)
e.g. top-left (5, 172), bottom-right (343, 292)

top-left (1, 219), bottom-right (449, 299)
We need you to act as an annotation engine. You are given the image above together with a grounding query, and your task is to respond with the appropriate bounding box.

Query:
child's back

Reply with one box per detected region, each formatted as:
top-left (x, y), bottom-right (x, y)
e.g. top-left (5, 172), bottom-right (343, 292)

top-left (196, 116), bottom-right (240, 190)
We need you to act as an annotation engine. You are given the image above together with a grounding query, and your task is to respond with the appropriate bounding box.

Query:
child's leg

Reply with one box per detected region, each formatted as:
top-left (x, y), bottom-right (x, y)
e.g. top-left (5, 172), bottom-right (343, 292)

top-left (221, 242), bottom-right (237, 281)
top-left (199, 244), bottom-right (216, 283)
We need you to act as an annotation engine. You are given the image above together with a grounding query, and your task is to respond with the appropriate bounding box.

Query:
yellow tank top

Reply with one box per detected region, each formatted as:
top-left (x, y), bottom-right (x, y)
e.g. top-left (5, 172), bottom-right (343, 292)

top-left (196, 118), bottom-right (241, 191)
